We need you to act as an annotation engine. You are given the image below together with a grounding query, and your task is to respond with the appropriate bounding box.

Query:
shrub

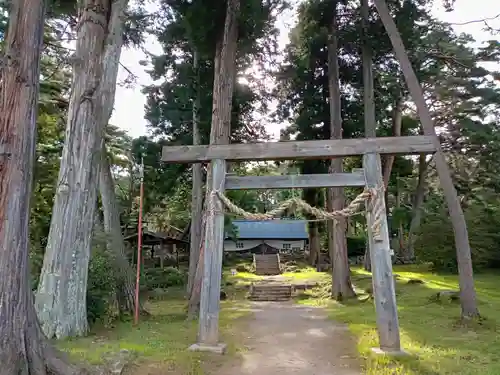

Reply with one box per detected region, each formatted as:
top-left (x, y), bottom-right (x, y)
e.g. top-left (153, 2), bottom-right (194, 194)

top-left (416, 203), bottom-right (500, 272)
top-left (87, 249), bottom-right (116, 324)
top-left (143, 267), bottom-right (186, 290)
top-left (347, 236), bottom-right (366, 257)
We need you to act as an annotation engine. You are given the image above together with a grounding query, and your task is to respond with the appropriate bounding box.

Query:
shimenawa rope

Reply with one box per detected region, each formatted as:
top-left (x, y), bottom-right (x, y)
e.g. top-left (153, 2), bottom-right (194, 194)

top-left (212, 187), bottom-right (385, 241)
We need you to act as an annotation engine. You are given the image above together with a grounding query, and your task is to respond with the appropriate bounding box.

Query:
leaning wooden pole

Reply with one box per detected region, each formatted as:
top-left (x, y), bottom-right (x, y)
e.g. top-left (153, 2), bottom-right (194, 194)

top-left (373, 0), bottom-right (479, 318)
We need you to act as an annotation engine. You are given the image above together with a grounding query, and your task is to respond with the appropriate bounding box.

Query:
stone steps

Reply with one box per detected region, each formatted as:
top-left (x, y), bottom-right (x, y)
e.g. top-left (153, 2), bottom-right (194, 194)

top-left (249, 284), bottom-right (292, 301)
top-left (254, 254), bottom-right (281, 275)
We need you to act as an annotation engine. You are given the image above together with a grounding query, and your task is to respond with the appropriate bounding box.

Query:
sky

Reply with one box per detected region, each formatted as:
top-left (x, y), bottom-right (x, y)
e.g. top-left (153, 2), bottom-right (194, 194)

top-left (109, 0), bottom-right (500, 140)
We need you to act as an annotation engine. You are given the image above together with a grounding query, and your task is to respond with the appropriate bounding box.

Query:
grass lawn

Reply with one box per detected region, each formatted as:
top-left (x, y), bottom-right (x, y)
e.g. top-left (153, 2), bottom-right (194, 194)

top-left (57, 287), bottom-right (251, 375)
top-left (294, 264), bottom-right (500, 375)
top-left (226, 263), bottom-right (329, 283)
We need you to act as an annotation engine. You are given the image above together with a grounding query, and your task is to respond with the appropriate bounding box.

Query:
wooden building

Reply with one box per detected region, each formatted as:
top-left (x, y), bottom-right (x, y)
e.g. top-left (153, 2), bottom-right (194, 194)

top-left (123, 230), bottom-right (189, 268)
top-left (224, 219), bottom-right (308, 254)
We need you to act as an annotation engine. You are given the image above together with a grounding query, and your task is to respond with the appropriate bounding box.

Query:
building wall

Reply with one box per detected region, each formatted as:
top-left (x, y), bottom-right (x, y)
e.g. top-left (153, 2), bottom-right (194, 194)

top-left (224, 239), bottom-right (306, 252)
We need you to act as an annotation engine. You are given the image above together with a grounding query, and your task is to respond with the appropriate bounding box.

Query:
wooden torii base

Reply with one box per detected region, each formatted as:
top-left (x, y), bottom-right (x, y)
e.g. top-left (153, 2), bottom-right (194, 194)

top-left (161, 136), bottom-right (436, 355)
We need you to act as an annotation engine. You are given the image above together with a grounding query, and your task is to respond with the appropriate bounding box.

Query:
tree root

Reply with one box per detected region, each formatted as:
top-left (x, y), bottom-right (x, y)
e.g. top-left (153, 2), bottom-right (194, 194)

top-left (0, 323), bottom-right (87, 375)
top-left (44, 344), bottom-right (89, 375)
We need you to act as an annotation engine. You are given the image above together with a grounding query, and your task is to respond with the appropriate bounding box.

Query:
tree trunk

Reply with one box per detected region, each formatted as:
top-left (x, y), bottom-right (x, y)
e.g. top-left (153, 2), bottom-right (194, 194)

top-left (382, 98), bottom-right (403, 188)
top-left (92, 0), bottom-right (142, 315)
top-left (0, 1), bottom-right (82, 373)
top-left (187, 50), bottom-right (204, 296)
top-left (327, 3), bottom-right (355, 300)
top-left (382, 99), bottom-right (403, 218)
top-left (35, 0), bottom-right (113, 339)
top-left (188, 0), bottom-right (240, 317)
top-left (308, 222), bottom-right (320, 266)
top-left (395, 176), bottom-right (404, 257)
top-left (96, 0), bottom-right (134, 316)
top-left (361, 0), bottom-right (376, 272)
top-left (374, 0), bottom-right (479, 318)
top-left (100, 146), bottom-right (144, 316)
top-left (406, 154), bottom-right (428, 260)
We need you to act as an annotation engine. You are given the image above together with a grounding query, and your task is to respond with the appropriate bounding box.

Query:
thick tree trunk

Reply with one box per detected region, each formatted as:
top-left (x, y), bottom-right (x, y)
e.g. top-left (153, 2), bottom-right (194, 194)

top-left (406, 154), bottom-right (428, 260)
top-left (0, 1), bottom-right (82, 373)
top-left (92, 0), bottom-right (140, 314)
top-left (35, 0), bottom-right (112, 338)
top-left (374, 0), bottom-right (479, 318)
top-left (100, 147), bottom-right (143, 316)
top-left (188, 0), bottom-right (240, 317)
top-left (327, 4), bottom-right (355, 300)
top-left (187, 50), bottom-right (204, 296)
top-left (97, 0), bottom-right (133, 314)
top-left (361, 0), bottom-right (376, 272)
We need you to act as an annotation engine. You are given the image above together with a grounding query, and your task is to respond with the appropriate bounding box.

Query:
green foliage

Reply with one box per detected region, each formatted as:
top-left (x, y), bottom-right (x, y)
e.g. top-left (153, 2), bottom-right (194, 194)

top-left (87, 250), bottom-right (116, 325)
top-left (143, 267), bottom-right (186, 290)
top-left (346, 236), bottom-right (366, 257)
top-left (416, 202), bottom-right (500, 272)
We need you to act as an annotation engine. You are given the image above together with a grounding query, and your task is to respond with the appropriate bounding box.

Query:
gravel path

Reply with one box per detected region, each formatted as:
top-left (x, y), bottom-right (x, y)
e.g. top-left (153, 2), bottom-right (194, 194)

top-left (218, 301), bottom-right (362, 375)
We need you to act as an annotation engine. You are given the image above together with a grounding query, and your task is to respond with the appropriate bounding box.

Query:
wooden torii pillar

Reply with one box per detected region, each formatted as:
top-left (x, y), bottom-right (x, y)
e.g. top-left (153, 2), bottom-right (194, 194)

top-left (161, 136), bottom-right (436, 354)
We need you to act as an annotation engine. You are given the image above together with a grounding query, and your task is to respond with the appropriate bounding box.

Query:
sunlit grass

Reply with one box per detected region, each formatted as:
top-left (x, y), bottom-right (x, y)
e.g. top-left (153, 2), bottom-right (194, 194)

top-left (57, 287), bottom-right (251, 375)
top-left (227, 270), bottom-right (263, 281)
top-left (296, 265), bottom-right (500, 375)
top-left (282, 265), bottom-right (330, 281)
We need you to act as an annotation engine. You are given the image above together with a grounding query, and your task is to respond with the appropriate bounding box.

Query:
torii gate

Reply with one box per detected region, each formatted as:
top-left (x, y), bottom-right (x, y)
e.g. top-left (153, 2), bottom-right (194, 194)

top-left (160, 135), bottom-right (436, 355)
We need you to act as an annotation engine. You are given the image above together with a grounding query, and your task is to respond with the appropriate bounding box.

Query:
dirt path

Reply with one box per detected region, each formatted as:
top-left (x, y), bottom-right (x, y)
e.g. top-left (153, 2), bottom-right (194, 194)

top-left (219, 302), bottom-right (362, 375)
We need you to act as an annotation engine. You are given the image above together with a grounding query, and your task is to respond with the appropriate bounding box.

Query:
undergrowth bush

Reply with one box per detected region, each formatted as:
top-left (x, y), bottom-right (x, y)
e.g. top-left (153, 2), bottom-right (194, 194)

top-left (346, 237), bottom-right (366, 257)
top-left (143, 267), bottom-right (186, 290)
top-left (416, 203), bottom-right (500, 272)
top-left (87, 249), bottom-right (116, 325)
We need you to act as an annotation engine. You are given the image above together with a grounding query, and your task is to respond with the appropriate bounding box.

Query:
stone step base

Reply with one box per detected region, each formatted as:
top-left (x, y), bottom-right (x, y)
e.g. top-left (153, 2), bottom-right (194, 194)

top-left (249, 296), bottom-right (291, 301)
top-left (255, 270), bottom-right (281, 275)
top-left (249, 284), bottom-right (292, 301)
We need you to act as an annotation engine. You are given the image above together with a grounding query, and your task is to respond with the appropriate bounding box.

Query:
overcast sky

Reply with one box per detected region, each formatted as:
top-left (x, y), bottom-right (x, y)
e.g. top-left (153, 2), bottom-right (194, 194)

top-left (109, 0), bottom-right (500, 140)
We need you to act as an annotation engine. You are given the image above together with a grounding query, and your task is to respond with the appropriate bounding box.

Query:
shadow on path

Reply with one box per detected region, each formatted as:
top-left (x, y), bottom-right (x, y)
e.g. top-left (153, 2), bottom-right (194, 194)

top-left (219, 301), bottom-right (361, 375)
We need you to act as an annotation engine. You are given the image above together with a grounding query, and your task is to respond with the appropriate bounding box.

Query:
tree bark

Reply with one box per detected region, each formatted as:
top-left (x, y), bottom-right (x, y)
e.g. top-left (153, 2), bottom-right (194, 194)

top-left (91, 0), bottom-right (140, 315)
top-left (361, 0), bottom-right (376, 272)
top-left (395, 176), bottom-right (404, 257)
top-left (406, 154), bottom-right (429, 260)
top-left (382, 98), bottom-right (403, 188)
top-left (327, 3), bottom-right (355, 300)
top-left (188, 0), bottom-right (240, 317)
top-left (308, 222), bottom-right (320, 267)
top-left (187, 50), bottom-right (204, 297)
top-left (36, 0), bottom-right (113, 338)
top-left (0, 1), bottom-right (82, 373)
top-left (100, 146), bottom-right (144, 316)
top-left (374, 0), bottom-right (479, 318)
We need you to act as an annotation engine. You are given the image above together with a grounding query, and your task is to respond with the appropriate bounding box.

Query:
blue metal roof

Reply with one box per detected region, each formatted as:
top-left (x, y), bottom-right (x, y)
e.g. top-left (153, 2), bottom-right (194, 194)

top-left (229, 219), bottom-right (308, 240)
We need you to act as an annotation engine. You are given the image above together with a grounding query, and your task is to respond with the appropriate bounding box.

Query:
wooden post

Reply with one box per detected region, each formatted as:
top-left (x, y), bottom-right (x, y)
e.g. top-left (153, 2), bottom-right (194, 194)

top-left (191, 158), bottom-right (227, 354)
top-left (363, 152), bottom-right (403, 354)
